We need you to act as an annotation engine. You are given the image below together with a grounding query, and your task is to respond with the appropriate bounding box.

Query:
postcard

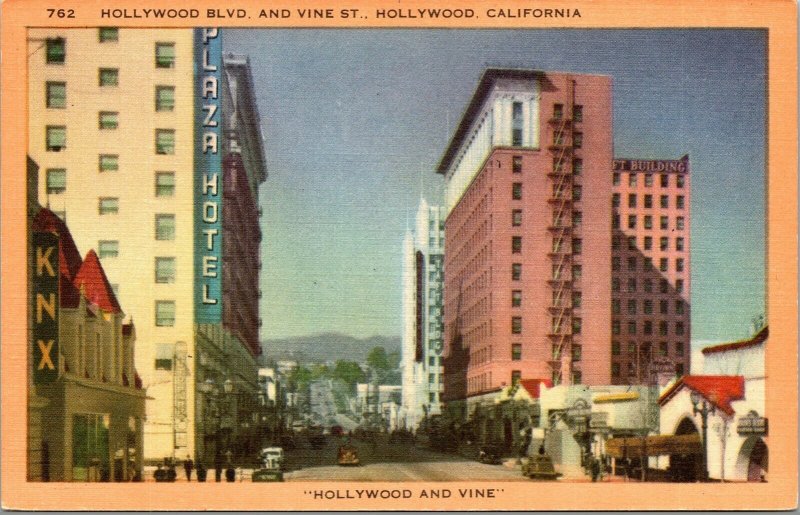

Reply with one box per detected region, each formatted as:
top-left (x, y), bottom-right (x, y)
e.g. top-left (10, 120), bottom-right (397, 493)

top-left (1, 0), bottom-right (797, 510)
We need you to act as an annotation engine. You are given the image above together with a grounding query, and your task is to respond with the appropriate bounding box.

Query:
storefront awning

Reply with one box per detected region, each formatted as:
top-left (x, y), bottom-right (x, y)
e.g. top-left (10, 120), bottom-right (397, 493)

top-left (605, 434), bottom-right (702, 459)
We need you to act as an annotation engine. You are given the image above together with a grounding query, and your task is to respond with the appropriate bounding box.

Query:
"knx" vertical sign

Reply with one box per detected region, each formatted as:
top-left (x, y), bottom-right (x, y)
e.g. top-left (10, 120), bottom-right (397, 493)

top-left (33, 232), bottom-right (59, 383)
top-left (194, 28), bottom-right (223, 323)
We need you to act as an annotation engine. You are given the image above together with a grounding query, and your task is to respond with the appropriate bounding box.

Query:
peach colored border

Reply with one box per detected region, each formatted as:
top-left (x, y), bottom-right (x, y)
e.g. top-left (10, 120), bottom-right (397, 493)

top-left (2, 0), bottom-right (796, 510)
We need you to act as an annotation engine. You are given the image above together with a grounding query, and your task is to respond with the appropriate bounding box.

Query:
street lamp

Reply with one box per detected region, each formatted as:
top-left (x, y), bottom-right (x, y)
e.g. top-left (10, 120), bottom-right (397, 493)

top-left (690, 390), bottom-right (715, 481)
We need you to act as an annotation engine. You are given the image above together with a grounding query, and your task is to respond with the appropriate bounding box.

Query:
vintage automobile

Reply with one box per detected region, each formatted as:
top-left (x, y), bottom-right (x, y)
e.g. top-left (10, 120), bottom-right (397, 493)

top-left (521, 452), bottom-right (562, 481)
top-left (337, 441), bottom-right (360, 466)
top-left (259, 447), bottom-right (285, 470)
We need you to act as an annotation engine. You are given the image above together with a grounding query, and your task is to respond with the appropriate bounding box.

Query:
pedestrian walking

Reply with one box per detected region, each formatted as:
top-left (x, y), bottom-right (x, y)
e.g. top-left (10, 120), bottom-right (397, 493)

top-left (214, 452), bottom-right (223, 482)
top-left (183, 455), bottom-right (194, 481)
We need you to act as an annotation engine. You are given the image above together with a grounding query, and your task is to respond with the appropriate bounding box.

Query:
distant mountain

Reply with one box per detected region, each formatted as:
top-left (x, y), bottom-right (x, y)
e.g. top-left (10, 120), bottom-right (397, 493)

top-left (261, 332), bottom-right (401, 365)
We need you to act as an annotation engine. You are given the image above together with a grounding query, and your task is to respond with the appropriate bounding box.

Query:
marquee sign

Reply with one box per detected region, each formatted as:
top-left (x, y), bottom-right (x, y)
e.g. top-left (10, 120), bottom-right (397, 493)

top-left (32, 232), bottom-right (59, 383)
top-left (194, 28), bottom-right (223, 323)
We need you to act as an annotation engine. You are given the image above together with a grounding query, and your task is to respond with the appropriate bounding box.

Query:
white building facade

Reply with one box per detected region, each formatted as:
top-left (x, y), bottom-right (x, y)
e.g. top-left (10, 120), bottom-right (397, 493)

top-left (400, 199), bottom-right (446, 429)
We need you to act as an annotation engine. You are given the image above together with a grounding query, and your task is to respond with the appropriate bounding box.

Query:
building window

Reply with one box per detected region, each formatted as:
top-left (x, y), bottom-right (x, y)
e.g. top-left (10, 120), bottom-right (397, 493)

top-left (644, 320), bottom-right (653, 335)
top-left (627, 321), bottom-right (637, 335)
top-left (612, 341), bottom-right (620, 356)
top-left (661, 174), bottom-right (669, 187)
top-left (629, 173), bottom-right (637, 187)
top-left (511, 236), bottom-right (522, 254)
top-left (644, 194), bottom-right (653, 208)
top-left (677, 174), bottom-right (685, 188)
top-left (155, 172), bottom-right (175, 196)
top-left (659, 341), bottom-right (668, 356)
top-left (154, 343), bottom-right (174, 370)
top-left (676, 279), bottom-right (684, 293)
top-left (156, 129), bottom-right (175, 155)
top-left (675, 322), bottom-right (685, 336)
top-left (643, 236), bottom-right (652, 250)
top-left (155, 301), bottom-right (176, 327)
top-left (155, 214), bottom-right (175, 240)
top-left (645, 174), bottom-right (653, 187)
top-left (155, 257), bottom-right (176, 283)
top-left (612, 363), bottom-right (621, 377)
top-left (46, 168), bottom-right (66, 194)
top-left (46, 38), bottom-right (66, 64)
top-left (675, 300), bottom-right (685, 314)
top-left (511, 317), bottom-right (522, 334)
top-left (99, 27), bottom-right (118, 42)
top-left (660, 236), bottom-right (669, 251)
top-left (644, 299), bottom-right (653, 314)
top-left (659, 321), bottom-right (668, 336)
top-left (573, 159), bottom-right (583, 175)
top-left (612, 298), bottom-right (620, 314)
top-left (572, 185), bottom-right (582, 202)
top-left (46, 82), bottom-right (66, 108)
top-left (676, 237), bottom-right (685, 252)
top-left (612, 235), bottom-right (621, 250)
top-left (553, 103), bottom-right (563, 120)
top-left (628, 362), bottom-right (636, 377)
top-left (659, 195), bottom-right (668, 209)
top-left (676, 217), bottom-right (685, 230)
top-left (511, 209), bottom-right (522, 226)
top-left (612, 277), bottom-right (620, 292)
top-left (572, 264), bottom-right (582, 280)
top-left (659, 258), bottom-right (668, 272)
top-left (627, 278), bottom-right (637, 293)
top-left (628, 342), bottom-right (637, 355)
top-left (511, 290), bottom-right (522, 307)
top-left (644, 257), bottom-right (653, 269)
top-left (98, 68), bottom-right (119, 87)
top-left (612, 193), bottom-right (620, 208)
top-left (99, 154), bottom-right (119, 172)
top-left (676, 195), bottom-right (685, 209)
top-left (612, 256), bottom-right (622, 271)
top-left (626, 257), bottom-right (636, 272)
top-left (644, 215), bottom-right (653, 230)
top-left (98, 240), bottom-right (119, 258)
top-left (572, 318), bottom-right (582, 335)
top-left (99, 111), bottom-right (119, 130)
top-left (46, 126), bottom-right (66, 151)
top-left (676, 363), bottom-right (684, 377)
top-left (660, 279), bottom-right (669, 294)
top-left (660, 216), bottom-right (669, 230)
top-left (572, 132), bottom-right (583, 148)
top-left (675, 342), bottom-right (685, 356)
top-left (613, 172), bottom-right (620, 186)
top-left (511, 370), bottom-right (521, 385)
top-left (511, 263), bottom-right (522, 281)
top-left (511, 101), bottom-right (523, 146)
top-left (612, 214), bottom-right (620, 229)
top-left (511, 344), bottom-right (522, 361)
top-left (572, 291), bottom-right (582, 309)
top-left (676, 258), bottom-right (684, 272)
top-left (644, 279), bottom-right (653, 293)
top-left (155, 42), bottom-right (176, 68)
top-left (572, 344), bottom-right (582, 363)
top-left (503, 155), bottom-right (521, 176)
top-left (512, 182), bottom-right (522, 200)
top-left (627, 236), bottom-right (636, 250)
top-left (572, 238), bottom-right (582, 255)
top-left (156, 86), bottom-right (175, 112)
top-left (572, 211), bottom-right (582, 227)
top-left (627, 299), bottom-right (637, 315)
top-left (628, 194), bottom-right (637, 208)
top-left (612, 320), bottom-right (621, 335)
top-left (573, 105), bottom-right (583, 122)
top-left (98, 197), bottom-right (119, 215)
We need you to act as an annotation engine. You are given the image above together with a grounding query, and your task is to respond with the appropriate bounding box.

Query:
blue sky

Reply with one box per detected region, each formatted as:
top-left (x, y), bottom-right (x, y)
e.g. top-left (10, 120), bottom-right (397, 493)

top-left (224, 29), bottom-right (766, 346)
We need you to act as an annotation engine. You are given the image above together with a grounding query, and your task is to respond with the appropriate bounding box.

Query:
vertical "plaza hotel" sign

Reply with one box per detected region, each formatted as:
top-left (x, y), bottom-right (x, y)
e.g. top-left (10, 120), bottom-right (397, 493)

top-left (32, 232), bottom-right (59, 383)
top-left (194, 28), bottom-right (223, 323)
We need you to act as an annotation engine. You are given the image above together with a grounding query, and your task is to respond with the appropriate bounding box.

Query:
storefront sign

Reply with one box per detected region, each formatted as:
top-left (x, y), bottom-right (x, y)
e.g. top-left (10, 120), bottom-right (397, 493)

top-left (589, 411), bottom-right (608, 429)
top-left (32, 232), bottom-right (59, 383)
top-left (194, 27), bottom-right (223, 323)
top-left (737, 412), bottom-right (768, 436)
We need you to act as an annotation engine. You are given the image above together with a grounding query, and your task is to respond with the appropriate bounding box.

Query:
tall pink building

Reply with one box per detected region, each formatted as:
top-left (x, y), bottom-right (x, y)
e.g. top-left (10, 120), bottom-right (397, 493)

top-left (610, 156), bottom-right (691, 383)
top-left (439, 69), bottom-right (613, 411)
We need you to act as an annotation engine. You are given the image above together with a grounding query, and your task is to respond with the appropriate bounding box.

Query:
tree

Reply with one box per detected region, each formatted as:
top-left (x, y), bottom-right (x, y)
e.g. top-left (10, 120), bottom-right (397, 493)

top-left (367, 346), bottom-right (402, 384)
top-left (331, 360), bottom-right (366, 392)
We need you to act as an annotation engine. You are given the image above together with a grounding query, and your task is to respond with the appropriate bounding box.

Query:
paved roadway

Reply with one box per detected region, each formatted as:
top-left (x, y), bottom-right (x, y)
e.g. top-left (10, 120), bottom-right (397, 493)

top-left (283, 435), bottom-right (530, 482)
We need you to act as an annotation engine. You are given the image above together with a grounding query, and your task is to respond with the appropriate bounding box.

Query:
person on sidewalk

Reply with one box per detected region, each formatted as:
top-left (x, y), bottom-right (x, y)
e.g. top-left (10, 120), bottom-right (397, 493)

top-left (183, 455), bottom-right (194, 481)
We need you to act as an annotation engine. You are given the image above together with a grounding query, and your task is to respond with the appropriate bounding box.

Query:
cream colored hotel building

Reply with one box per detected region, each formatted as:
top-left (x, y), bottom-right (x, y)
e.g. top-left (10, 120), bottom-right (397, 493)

top-left (28, 28), bottom-right (266, 462)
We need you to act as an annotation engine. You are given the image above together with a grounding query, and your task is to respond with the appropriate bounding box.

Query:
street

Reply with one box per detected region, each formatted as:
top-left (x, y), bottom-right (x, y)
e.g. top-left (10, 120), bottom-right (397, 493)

top-left (282, 435), bottom-right (529, 481)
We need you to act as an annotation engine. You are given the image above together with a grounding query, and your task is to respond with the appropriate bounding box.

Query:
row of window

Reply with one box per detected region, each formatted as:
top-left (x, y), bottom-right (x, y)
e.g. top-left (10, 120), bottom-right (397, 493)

top-left (613, 298), bottom-right (686, 315)
top-left (612, 319), bottom-right (687, 336)
top-left (615, 192), bottom-right (686, 209)
top-left (46, 169), bottom-right (175, 196)
top-left (92, 216), bottom-right (174, 250)
top-left (614, 210), bottom-right (685, 230)
top-left (613, 234), bottom-right (686, 251)
top-left (612, 256), bottom-right (686, 272)
top-left (613, 362), bottom-right (684, 378)
top-left (552, 131), bottom-right (583, 148)
top-left (613, 171), bottom-right (686, 188)
top-left (46, 126), bottom-right (176, 154)
top-left (46, 81), bottom-right (175, 111)
top-left (552, 103), bottom-right (584, 122)
top-left (613, 276), bottom-right (685, 293)
top-left (612, 340), bottom-right (686, 357)
top-left (46, 36), bottom-right (176, 68)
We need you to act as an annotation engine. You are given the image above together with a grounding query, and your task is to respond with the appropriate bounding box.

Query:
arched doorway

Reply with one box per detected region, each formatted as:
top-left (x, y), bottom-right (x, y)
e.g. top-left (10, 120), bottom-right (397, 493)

top-left (736, 437), bottom-right (768, 481)
top-left (669, 417), bottom-right (703, 482)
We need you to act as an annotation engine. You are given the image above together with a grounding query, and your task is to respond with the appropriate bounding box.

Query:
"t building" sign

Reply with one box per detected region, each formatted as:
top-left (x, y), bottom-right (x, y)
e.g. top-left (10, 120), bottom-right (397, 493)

top-left (32, 232), bottom-right (59, 383)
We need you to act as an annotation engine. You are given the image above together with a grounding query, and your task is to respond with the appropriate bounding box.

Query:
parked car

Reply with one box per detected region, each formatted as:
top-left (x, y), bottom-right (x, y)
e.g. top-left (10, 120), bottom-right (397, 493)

top-left (337, 441), bottom-right (360, 466)
top-left (259, 447), bottom-right (285, 470)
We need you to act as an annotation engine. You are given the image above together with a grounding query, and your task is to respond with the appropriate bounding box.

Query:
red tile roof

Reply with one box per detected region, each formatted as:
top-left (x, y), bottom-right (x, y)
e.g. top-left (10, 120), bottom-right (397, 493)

top-left (519, 378), bottom-right (552, 399)
top-left (701, 326), bottom-right (768, 355)
top-left (32, 208), bottom-right (83, 308)
top-left (73, 250), bottom-right (122, 314)
top-left (659, 375), bottom-right (745, 416)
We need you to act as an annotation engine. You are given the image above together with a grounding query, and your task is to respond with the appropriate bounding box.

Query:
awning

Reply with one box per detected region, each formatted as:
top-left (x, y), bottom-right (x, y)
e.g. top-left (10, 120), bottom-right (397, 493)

top-left (605, 434), bottom-right (702, 459)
